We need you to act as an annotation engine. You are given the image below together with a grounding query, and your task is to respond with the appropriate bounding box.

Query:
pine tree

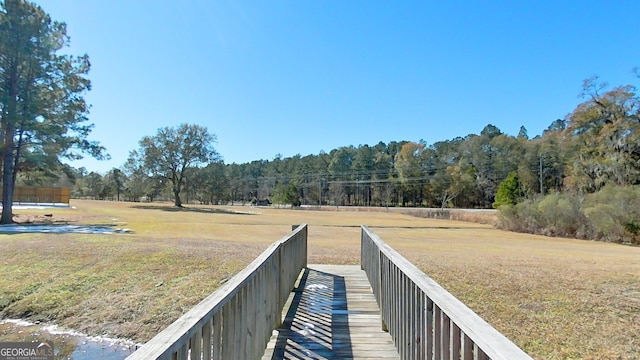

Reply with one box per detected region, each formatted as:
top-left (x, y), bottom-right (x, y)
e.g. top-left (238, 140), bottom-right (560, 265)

top-left (0, 0), bottom-right (106, 222)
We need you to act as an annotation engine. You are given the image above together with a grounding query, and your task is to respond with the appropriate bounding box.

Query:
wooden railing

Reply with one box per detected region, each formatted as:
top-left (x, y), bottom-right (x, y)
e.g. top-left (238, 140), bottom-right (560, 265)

top-left (127, 224), bottom-right (308, 360)
top-left (361, 226), bottom-right (533, 360)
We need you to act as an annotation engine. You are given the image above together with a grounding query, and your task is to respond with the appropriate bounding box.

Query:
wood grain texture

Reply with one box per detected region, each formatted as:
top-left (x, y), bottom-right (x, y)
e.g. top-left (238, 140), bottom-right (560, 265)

top-left (127, 225), bottom-right (308, 360)
top-left (262, 265), bottom-right (400, 360)
top-left (128, 224), bottom-right (533, 360)
top-left (361, 225), bottom-right (533, 360)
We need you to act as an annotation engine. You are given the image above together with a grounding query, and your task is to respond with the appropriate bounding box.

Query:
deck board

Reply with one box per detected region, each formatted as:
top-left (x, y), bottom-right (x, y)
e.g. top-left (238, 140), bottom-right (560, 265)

top-left (262, 264), bottom-right (400, 360)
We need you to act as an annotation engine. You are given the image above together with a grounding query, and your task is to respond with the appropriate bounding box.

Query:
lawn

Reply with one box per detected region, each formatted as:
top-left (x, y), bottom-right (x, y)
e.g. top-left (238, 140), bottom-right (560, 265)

top-left (1, 200), bottom-right (638, 359)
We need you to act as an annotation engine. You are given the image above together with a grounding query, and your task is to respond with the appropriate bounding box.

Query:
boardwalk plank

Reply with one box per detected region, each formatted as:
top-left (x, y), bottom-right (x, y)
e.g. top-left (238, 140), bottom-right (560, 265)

top-left (262, 265), bottom-right (400, 360)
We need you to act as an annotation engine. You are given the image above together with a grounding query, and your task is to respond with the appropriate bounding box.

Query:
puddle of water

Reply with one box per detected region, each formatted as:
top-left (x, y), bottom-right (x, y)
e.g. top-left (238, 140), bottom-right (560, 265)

top-left (0, 224), bottom-right (132, 234)
top-left (0, 319), bottom-right (138, 360)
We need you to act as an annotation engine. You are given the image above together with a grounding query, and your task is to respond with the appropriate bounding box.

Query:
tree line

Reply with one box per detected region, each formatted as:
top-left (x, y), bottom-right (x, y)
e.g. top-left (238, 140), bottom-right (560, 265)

top-left (3, 1), bottom-right (639, 242)
top-left (60, 72), bottom-right (639, 214)
top-left (51, 73), bottom-right (640, 244)
top-left (494, 76), bottom-right (640, 245)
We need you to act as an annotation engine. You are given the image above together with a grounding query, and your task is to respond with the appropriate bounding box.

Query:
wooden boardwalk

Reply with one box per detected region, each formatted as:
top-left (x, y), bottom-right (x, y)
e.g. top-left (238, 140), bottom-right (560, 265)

top-left (127, 226), bottom-right (532, 360)
top-left (262, 264), bottom-right (400, 360)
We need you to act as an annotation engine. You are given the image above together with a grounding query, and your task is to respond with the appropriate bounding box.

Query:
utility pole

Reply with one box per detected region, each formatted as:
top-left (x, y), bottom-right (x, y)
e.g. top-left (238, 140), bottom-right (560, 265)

top-left (539, 153), bottom-right (544, 194)
top-left (318, 177), bottom-right (321, 207)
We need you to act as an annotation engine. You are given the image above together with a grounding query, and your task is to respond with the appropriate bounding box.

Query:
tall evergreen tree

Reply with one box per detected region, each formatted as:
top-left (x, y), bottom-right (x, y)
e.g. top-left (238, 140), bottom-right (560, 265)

top-left (493, 171), bottom-right (521, 208)
top-left (0, 0), bottom-right (105, 222)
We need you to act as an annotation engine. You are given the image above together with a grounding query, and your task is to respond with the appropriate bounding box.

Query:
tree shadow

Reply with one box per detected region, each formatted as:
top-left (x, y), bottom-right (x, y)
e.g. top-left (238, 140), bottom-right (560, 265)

top-left (268, 268), bottom-right (353, 359)
top-left (369, 225), bottom-right (490, 230)
top-left (131, 205), bottom-right (255, 215)
top-left (315, 224), bottom-right (489, 230)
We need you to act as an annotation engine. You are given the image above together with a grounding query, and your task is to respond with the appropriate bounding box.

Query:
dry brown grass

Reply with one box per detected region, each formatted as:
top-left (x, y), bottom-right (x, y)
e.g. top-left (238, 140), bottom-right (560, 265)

top-left (1, 200), bottom-right (639, 359)
top-left (372, 227), bottom-right (640, 360)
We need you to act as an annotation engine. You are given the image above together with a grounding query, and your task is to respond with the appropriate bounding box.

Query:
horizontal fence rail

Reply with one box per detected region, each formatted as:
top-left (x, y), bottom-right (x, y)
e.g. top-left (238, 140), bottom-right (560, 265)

top-left (361, 225), bottom-right (533, 360)
top-left (127, 224), bottom-right (308, 360)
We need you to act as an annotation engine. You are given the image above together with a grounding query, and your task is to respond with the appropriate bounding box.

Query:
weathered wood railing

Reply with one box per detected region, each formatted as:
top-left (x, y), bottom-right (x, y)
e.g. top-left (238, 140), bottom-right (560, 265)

top-left (361, 225), bottom-right (533, 360)
top-left (127, 224), bottom-right (308, 360)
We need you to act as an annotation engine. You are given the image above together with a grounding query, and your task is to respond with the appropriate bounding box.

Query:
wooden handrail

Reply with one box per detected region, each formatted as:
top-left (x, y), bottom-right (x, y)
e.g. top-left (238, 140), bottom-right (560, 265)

top-left (126, 224), bottom-right (308, 360)
top-left (361, 225), bottom-right (533, 360)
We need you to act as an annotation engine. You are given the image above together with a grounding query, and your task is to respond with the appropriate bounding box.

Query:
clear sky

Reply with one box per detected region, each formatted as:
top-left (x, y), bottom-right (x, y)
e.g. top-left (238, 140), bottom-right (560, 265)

top-left (34, 0), bottom-right (640, 173)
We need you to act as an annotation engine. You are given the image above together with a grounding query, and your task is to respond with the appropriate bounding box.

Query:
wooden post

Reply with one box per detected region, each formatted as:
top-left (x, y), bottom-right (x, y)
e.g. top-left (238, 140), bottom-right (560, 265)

top-left (126, 225), bottom-right (308, 360)
top-left (359, 225), bottom-right (533, 360)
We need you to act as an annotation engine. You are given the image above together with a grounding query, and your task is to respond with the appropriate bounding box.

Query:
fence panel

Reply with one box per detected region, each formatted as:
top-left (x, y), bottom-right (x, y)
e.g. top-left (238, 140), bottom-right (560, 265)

top-left (361, 225), bottom-right (532, 360)
top-left (12, 186), bottom-right (70, 204)
top-left (126, 224), bottom-right (308, 360)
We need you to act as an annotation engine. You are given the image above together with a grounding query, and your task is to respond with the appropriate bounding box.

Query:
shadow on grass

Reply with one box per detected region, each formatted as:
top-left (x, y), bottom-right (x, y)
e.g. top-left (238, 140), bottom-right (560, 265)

top-left (131, 205), bottom-right (255, 215)
top-left (368, 225), bottom-right (490, 230)
top-left (312, 224), bottom-right (489, 230)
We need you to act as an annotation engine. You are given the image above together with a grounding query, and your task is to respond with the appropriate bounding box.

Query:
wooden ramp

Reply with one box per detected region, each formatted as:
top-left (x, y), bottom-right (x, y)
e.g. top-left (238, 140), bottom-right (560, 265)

top-left (262, 264), bottom-right (400, 360)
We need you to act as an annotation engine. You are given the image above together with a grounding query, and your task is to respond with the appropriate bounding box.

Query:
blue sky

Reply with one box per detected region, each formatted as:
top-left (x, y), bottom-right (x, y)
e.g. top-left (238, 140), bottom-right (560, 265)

top-left (34, 0), bottom-right (640, 173)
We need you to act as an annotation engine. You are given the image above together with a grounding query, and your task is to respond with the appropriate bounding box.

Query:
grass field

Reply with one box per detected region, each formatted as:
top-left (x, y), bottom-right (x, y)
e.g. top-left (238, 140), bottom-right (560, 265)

top-left (1, 200), bottom-right (639, 359)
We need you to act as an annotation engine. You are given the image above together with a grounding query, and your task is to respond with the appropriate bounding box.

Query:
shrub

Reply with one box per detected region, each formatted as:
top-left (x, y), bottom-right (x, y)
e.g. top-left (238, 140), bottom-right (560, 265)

top-left (583, 185), bottom-right (640, 244)
top-left (496, 204), bottom-right (520, 231)
top-left (536, 192), bottom-right (587, 237)
top-left (497, 199), bottom-right (542, 233)
top-left (516, 199), bottom-right (545, 233)
top-left (497, 186), bottom-right (640, 244)
top-left (497, 192), bottom-right (588, 239)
